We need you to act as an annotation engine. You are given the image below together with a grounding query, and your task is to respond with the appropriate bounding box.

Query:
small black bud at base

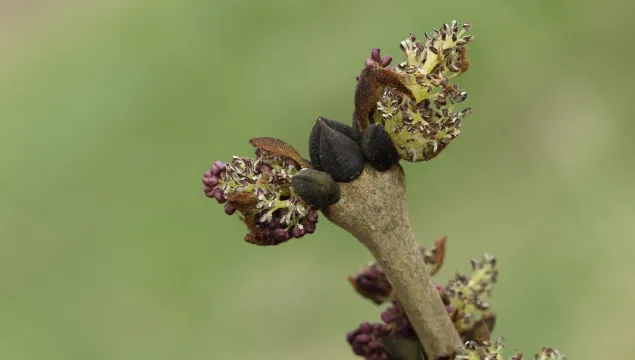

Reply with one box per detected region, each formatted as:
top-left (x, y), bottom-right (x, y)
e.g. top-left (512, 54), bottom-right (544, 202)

top-left (362, 123), bottom-right (400, 171)
top-left (317, 119), bottom-right (365, 182)
top-left (291, 168), bottom-right (340, 209)
top-left (309, 116), bottom-right (361, 170)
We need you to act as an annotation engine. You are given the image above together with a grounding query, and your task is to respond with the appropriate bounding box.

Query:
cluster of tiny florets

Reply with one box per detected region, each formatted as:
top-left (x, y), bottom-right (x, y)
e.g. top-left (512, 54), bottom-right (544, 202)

top-left (347, 237), bottom-right (497, 360)
top-left (380, 300), bottom-right (423, 339)
top-left (347, 286), bottom-right (452, 360)
top-left (445, 254), bottom-right (498, 333)
top-left (347, 322), bottom-right (392, 360)
top-left (348, 262), bottom-right (392, 305)
top-left (440, 339), bottom-right (566, 360)
top-left (532, 348), bottom-right (566, 360)
top-left (449, 338), bottom-right (505, 360)
top-left (346, 245), bottom-right (565, 360)
top-left (203, 148), bottom-right (318, 245)
top-left (375, 21), bottom-right (473, 161)
top-left (203, 19), bottom-right (565, 360)
top-left (347, 299), bottom-right (435, 360)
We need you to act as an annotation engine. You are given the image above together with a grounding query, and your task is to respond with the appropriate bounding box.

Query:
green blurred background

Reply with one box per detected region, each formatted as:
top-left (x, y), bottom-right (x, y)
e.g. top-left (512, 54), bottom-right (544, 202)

top-left (1, 0), bottom-right (633, 359)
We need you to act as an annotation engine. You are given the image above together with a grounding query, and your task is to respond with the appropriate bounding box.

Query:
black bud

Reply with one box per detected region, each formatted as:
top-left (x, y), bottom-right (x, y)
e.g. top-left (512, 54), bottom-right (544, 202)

top-left (309, 116), bottom-right (361, 170)
top-left (291, 168), bottom-right (340, 209)
top-left (317, 120), bottom-right (365, 182)
top-left (361, 123), bottom-right (400, 171)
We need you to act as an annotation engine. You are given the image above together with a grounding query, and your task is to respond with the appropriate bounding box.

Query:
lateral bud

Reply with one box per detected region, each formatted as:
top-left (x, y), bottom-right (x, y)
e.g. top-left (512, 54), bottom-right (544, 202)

top-left (291, 168), bottom-right (341, 209)
top-left (361, 123), bottom-right (400, 171)
top-left (309, 116), bottom-right (361, 171)
top-left (309, 118), bottom-right (365, 182)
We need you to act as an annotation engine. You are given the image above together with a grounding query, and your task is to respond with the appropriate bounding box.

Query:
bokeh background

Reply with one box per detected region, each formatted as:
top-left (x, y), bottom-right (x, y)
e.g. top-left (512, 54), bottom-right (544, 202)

top-left (1, 0), bottom-right (634, 359)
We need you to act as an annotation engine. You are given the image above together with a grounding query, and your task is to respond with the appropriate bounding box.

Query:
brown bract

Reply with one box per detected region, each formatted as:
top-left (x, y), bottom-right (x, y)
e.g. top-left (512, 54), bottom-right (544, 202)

top-left (227, 192), bottom-right (257, 212)
top-left (353, 64), bottom-right (416, 133)
top-left (226, 192), bottom-right (261, 244)
top-left (249, 137), bottom-right (312, 168)
top-left (429, 235), bottom-right (447, 276)
top-left (459, 311), bottom-right (496, 342)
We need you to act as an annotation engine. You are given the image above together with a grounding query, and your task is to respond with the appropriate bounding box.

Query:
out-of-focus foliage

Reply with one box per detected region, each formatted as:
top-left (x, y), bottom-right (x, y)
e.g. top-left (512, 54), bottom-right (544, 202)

top-left (0, 1), bottom-right (633, 359)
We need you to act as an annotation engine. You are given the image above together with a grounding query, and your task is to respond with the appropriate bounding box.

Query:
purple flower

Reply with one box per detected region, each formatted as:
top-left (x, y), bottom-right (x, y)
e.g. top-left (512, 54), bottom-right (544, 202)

top-left (346, 283), bottom-right (456, 359)
top-left (203, 138), bottom-right (319, 246)
top-left (346, 322), bottom-right (391, 360)
top-left (356, 48), bottom-right (393, 81)
top-left (348, 263), bottom-right (392, 305)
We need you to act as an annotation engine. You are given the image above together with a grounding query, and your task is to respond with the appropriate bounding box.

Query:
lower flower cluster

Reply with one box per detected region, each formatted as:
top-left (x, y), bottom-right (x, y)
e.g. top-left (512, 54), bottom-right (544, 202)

top-left (347, 286), bottom-right (454, 360)
top-left (345, 237), bottom-right (565, 360)
top-left (440, 340), bottom-right (566, 360)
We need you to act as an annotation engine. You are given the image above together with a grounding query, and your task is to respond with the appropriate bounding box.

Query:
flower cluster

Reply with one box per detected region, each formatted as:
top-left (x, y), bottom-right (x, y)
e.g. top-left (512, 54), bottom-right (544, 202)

top-left (347, 322), bottom-right (392, 360)
top-left (203, 18), bottom-right (566, 360)
top-left (348, 262), bottom-right (392, 305)
top-left (532, 348), bottom-right (567, 360)
top-left (202, 138), bottom-right (319, 246)
top-left (345, 237), bottom-right (565, 360)
top-left (347, 296), bottom-right (449, 360)
top-left (204, 22), bottom-right (476, 225)
top-left (347, 236), bottom-right (493, 359)
top-left (347, 240), bottom-right (498, 359)
top-left (439, 340), bottom-right (566, 360)
top-left (445, 254), bottom-right (498, 334)
top-left (355, 21), bottom-right (474, 162)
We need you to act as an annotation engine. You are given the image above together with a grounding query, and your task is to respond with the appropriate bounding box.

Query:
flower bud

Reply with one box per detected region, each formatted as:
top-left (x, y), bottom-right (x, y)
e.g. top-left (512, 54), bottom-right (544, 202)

top-left (380, 301), bottom-right (417, 338)
top-left (356, 48), bottom-right (394, 81)
top-left (346, 322), bottom-right (391, 359)
top-left (348, 262), bottom-right (392, 305)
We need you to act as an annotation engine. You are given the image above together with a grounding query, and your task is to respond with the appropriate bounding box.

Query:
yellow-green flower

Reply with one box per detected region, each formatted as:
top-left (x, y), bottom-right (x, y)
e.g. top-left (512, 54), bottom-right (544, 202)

top-left (373, 21), bottom-right (474, 161)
